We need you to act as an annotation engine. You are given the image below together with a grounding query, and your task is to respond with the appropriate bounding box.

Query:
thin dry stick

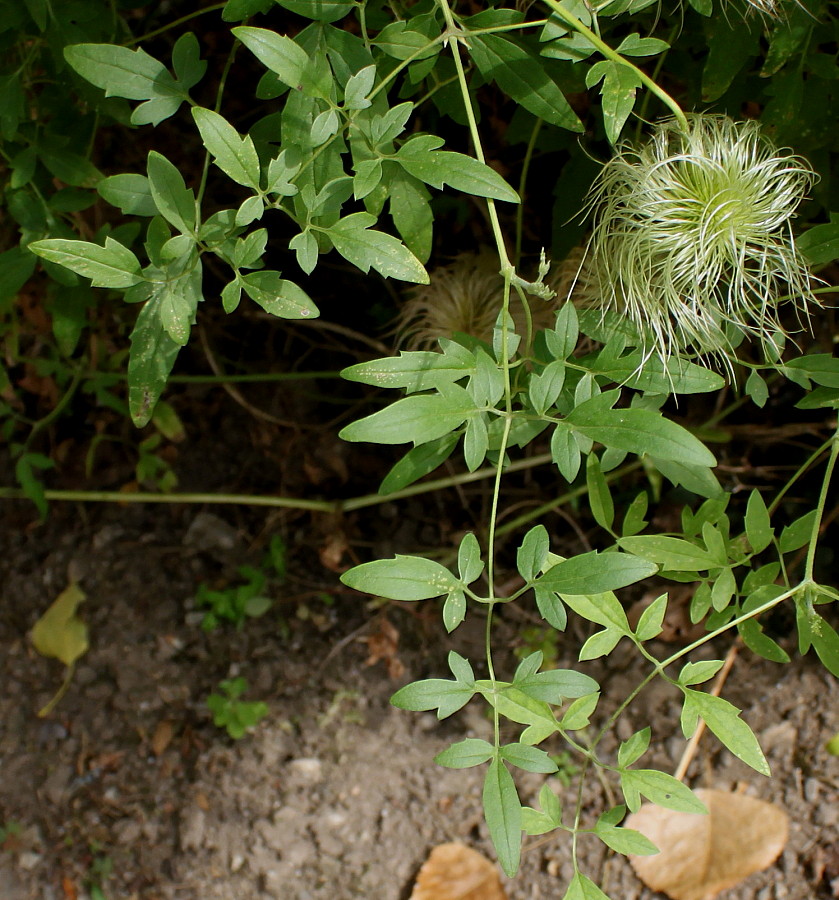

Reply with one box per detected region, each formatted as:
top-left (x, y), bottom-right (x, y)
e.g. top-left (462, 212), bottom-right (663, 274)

top-left (673, 640), bottom-right (741, 783)
top-left (198, 325), bottom-right (299, 428)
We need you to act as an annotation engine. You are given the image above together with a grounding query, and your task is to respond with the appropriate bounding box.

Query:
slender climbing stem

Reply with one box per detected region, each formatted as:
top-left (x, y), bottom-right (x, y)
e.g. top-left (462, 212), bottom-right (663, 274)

top-left (125, 3), bottom-right (227, 46)
top-left (540, 0), bottom-right (689, 131)
top-left (804, 424), bottom-right (839, 582)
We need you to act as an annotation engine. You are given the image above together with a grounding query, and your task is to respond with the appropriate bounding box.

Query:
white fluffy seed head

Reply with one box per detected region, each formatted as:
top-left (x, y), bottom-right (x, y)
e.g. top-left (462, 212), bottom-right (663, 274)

top-left (582, 114), bottom-right (819, 367)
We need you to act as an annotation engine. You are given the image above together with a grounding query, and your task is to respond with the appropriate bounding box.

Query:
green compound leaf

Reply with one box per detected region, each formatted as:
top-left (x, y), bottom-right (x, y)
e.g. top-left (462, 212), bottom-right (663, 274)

top-left (127, 296), bottom-right (182, 427)
top-left (563, 872), bottom-right (612, 900)
top-left (586, 453), bottom-right (615, 532)
top-left (29, 237), bottom-right (142, 289)
top-left (514, 668), bottom-right (599, 702)
top-left (147, 151), bottom-right (196, 234)
top-left (469, 33), bottom-right (583, 133)
top-left (457, 532), bottom-right (484, 584)
top-left (395, 136), bottom-right (520, 203)
top-left (435, 737), bottom-right (495, 769)
top-left (517, 524), bottom-right (550, 582)
top-left (388, 168), bottom-right (433, 263)
top-left (500, 742), bottom-right (559, 774)
top-left (483, 757), bottom-right (522, 877)
top-left (447, 650), bottom-right (475, 684)
top-left (579, 627), bottom-right (623, 661)
top-left (745, 489), bottom-right (773, 553)
top-left (391, 678), bottom-right (475, 718)
top-left (635, 593), bottom-right (667, 641)
top-left (617, 535), bottom-right (717, 572)
top-left (0, 247), bottom-right (36, 307)
top-left (341, 555), bottom-right (460, 601)
top-left (681, 688), bottom-right (769, 775)
top-left (615, 34), bottom-right (670, 56)
top-left (618, 727), bottom-right (651, 768)
top-left (522, 783), bottom-right (562, 836)
top-left (595, 817), bottom-right (658, 856)
top-left (65, 43), bottom-right (180, 101)
top-left (442, 589), bottom-right (466, 633)
top-left (15, 452), bottom-right (53, 520)
top-left (378, 433), bottom-right (459, 494)
top-left (678, 659), bottom-right (726, 687)
top-left (277, 0), bottom-right (352, 22)
top-left (192, 107), bottom-right (261, 190)
top-left (651, 457), bottom-right (723, 499)
top-left (589, 352), bottom-right (724, 395)
top-left (241, 271), bottom-right (319, 319)
top-left (566, 403), bottom-right (716, 468)
top-left (537, 550), bottom-right (657, 596)
top-left (620, 769), bottom-right (707, 814)
top-left (233, 26), bottom-right (311, 90)
top-left (325, 212), bottom-right (429, 283)
top-left (808, 612), bottom-right (839, 677)
top-left (480, 684), bottom-right (558, 731)
top-left (785, 354), bottom-right (839, 388)
top-left (797, 223), bottom-right (839, 266)
top-left (585, 60), bottom-right (641, 145)
top-left (550, 425), bottom-right (582, 482)
top-left (374, 20), bottom-right (441, 60)
top-left (339, 384), bottom-right (474, 445)
top-left (534, 586), bottom-right (567, 630)
top-left (560, 691), bottom-right (599, 730)
top-left (779, 510), bottom-right (817, 553)
top-left (154, 252), bottom-right (202, 346)
top-left (529, 360), bottom-right (566, 415)
top-left (341, 348), bottom-right (474, 392)
top-left (98, 174), bottom-right (158, 217)
top-left (171, 32), bottom-right (207, 90)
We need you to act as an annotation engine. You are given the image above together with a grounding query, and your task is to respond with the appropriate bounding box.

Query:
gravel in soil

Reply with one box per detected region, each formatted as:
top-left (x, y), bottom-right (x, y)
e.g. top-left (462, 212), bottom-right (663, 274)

top-left (0, 503), bottom-right (837, 900)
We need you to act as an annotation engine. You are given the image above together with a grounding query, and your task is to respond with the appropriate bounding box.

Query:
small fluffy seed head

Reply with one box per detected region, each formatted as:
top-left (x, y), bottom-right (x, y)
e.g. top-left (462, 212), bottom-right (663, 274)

top-left (582, 114), bottom-right (819, 366)
top-left (396, 250), bottom-right (558, 348)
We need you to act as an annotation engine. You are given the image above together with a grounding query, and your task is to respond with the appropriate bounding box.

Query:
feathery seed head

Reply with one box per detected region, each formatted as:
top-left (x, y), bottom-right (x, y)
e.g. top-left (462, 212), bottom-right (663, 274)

top-left (583, 114), bottom-right (819, 366)
top-left (396, 251), bottom-right (559, 349)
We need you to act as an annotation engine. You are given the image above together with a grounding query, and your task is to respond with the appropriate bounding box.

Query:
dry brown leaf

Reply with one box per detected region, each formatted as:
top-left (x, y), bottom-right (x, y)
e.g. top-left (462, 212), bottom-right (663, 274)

top-left (626, 788), bottom-right (789, 900)
top-left (151, 720), bottom-right (174, 757)
top-left (410, 842), bottom-right (508, 900)
top-left (360, 617), bottom-right (405, 679)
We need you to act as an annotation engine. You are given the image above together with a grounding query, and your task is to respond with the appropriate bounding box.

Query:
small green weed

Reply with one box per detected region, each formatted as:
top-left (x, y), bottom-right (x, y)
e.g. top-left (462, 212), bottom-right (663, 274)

top-left (514, 626), bottom-right (561, 669)
top-left (0, 821), bottom-right (21, 849)
top-left (85, 844), bottom-right (113, 900)
top-left (550, 750), bottom-right (582, 788)
top-left (207, 677), bottom-right (268, 739)
top-left (196, 534), bottom-right (286, 630)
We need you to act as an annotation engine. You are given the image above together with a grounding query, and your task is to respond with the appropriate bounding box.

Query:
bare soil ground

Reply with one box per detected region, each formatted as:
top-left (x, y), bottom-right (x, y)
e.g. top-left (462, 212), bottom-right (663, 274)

top-left (1, 494), bottom-right (837, 900)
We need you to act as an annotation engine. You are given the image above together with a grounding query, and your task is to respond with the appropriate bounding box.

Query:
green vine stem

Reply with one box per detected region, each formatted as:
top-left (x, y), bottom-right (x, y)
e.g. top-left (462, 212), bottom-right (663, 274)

top-left (540, 0), bottom-right (689, 131)
top-left (0, 451), bottom-right (554, 513)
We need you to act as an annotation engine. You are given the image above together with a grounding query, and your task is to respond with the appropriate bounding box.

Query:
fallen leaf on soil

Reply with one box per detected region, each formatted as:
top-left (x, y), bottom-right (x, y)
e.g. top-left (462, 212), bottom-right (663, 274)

top-left (151, 721), bottom-right (174, 756)
top-left (31, 582), bottom-right (89, 717)
top-left (31, 582), bottom-right (88, 667)
top-left (319, 530), bottom-right (349, 572)
top-left (61, 875), bottom-right (77, 900)
top-left (410, 842), bottom-right (508, 900)
top-left (626, 788), bottom-right (788, 900)
top-left (360, 617), bottom-right (405, 679)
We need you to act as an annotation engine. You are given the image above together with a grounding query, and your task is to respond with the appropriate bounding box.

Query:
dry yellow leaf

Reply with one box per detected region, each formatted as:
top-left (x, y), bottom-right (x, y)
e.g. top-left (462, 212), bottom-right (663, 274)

top-left (31, 582), bottom-right (89, 667)
top-left (410, 842), bottom-right (508, 900)
top-left (626, 788), bottom-right (788, 900)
